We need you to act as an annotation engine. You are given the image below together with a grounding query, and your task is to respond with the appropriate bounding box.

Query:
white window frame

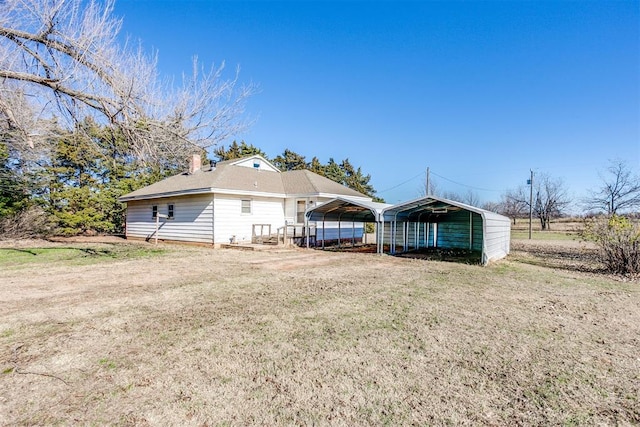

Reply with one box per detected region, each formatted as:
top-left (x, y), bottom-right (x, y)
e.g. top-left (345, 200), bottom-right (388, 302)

top-left (167, 204), bottom-right (175, 220)
top-left (296, 200), bottom-right (307, 224)
top-left (152, 205), bottom-right (158, 219)
top-left (241, 199), bottom-right (252, 215)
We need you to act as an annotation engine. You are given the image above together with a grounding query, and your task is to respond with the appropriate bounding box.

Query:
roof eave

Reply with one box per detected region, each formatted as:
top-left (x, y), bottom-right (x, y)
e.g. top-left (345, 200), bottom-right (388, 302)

top-left (119, 188), bottom-right (213, 202)
top-left (211, 188), bottom-right (287, 198)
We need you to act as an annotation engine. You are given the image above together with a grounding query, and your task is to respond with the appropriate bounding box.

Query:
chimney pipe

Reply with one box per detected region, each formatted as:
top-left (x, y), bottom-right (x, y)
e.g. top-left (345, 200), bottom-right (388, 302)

top-left (188, 154), bottom-right (201, 174)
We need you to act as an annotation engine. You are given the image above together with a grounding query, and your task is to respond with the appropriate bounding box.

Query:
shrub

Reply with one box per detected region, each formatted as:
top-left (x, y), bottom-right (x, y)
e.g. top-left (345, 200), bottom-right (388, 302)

top-left (584, 215), bottom-right (640, 275)
top-left (0, 206), bottom-right (54, 239)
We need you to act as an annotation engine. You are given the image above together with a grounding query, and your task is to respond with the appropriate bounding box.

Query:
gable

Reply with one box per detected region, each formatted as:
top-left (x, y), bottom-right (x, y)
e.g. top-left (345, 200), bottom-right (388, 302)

top-left (230, 155), bottom-right (280, 173)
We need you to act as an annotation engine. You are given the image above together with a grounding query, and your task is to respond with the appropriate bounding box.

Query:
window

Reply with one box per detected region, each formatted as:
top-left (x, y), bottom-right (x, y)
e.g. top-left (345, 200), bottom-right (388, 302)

top-left (167, 204), bottom-right (174, 219)
top-left (253, 161), bottom-right (260, 169)
top-left (241, 199), bottom-right (252, 214)
top-left (296, 200), bottom-right (307, 224)
top-left (152, 205), bottom-right (158, 219)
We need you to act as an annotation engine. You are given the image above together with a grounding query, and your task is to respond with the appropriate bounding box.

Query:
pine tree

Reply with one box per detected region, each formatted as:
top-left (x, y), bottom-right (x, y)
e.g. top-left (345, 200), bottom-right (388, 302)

top-left (307, 157), bottom-right (325, 176)
top-left (273, 149), bottom-right (307, 171)
top-left (0, 141), bottom-right (28, 218)
top-left (213, 141), bottom-right (267, 161)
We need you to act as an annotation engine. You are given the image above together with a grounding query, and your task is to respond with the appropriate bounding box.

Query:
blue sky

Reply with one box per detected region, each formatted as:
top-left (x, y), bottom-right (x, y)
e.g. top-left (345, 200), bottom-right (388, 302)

top-left (114, 0), bottom-right (639, 208)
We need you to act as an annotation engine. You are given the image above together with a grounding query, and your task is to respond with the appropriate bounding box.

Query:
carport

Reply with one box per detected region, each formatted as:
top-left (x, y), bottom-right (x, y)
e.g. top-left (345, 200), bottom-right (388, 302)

top-left (380, 196), bottom-right (510, 264)
top-left (305, 197), bottom-right (390, 251)
top-left (307, 196), bottom-right (510, 265)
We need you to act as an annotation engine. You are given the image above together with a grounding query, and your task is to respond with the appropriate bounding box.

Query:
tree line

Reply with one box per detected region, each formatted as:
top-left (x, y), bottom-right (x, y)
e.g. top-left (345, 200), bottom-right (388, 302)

top-left (0, 129), bottom-right (382, 236)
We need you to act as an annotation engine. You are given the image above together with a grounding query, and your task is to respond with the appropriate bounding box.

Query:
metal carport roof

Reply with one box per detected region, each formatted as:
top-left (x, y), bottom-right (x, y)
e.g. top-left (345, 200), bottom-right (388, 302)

top-left (306, 197), bottom-right (391, 222)
top-left (381, 195), bottom-right (488, 221)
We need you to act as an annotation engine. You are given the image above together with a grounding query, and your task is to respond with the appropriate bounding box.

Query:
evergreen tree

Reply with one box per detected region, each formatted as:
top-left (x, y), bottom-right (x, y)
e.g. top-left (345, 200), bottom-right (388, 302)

top-left (324, 158), bottom-right (346, 185)
top-left (307, 156), bottom-right (325, 176)
top-left (213, 141), bottom-right (267, 161)
top-left (273, 149), bottom-right (307, 171)
top-left (43, 120), bottom-right (177, 235)
top-left (0, 141), bottom-right (28, 218)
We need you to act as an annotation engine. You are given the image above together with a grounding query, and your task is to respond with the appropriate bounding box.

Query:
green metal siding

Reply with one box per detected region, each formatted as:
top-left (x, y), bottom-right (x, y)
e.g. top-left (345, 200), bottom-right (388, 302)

top-left (435, 211), bottom-right (483, 251)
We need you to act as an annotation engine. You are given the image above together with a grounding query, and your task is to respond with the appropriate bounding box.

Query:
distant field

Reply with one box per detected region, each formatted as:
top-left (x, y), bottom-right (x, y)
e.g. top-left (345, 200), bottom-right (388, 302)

top-left (0, 237), bottom-right (638, 425)
top-left (510, 217), bottom-right (585, 241)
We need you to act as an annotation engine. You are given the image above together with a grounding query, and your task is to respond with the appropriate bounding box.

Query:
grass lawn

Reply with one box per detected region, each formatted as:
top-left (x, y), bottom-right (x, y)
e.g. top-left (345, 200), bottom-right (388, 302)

top-left (0, 244), bottom-right (166, 269)
top-left (0, 239), bottom-right (638, 425)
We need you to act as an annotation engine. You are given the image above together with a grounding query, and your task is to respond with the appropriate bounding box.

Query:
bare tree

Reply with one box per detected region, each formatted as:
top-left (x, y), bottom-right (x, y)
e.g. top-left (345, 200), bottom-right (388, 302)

top-left (508, 173), bottom-right (571, 230)
top-left (481, 200), bottom-right (501, 213)
top-left (583, 160), bottom-right (640, 216)
top-left (0, 0), bottom-right (254, 163)
top-left (501, 188), bottom-right (529, 224)
top-left (441, 189), bottom-right (481, 207)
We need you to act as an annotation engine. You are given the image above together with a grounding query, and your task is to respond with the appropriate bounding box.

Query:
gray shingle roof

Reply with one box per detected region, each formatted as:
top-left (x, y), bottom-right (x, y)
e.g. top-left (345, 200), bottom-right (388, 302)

top-left (282, 169), bottom-right (367, 198)
top-left (119, 157), bottom-right (370, 201)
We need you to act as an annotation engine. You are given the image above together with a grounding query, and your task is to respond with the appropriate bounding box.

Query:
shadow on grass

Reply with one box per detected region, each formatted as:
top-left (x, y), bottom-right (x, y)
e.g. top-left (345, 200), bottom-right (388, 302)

top-left (395, 248), bottom-right (482, 265)
top-left (1, 246), bottom-right (116, 257)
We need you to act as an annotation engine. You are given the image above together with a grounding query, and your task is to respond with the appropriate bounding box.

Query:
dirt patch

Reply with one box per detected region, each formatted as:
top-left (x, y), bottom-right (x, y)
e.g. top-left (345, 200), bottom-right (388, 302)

top-left (510, 238), bottom-right (606, 274)
top-left (0, 239), bottom-right (638, 425)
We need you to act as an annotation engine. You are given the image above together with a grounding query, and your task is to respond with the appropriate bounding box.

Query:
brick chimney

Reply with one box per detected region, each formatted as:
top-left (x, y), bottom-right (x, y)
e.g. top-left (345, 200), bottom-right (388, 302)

top-left (188, 154), bottom-right (201, 174)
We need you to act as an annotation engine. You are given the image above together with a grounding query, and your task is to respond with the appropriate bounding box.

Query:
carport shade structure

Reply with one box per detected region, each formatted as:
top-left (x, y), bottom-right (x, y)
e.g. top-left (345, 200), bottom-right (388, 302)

top-left (306, 196), bottom-right (511, 265)
top-left (380, 196), bottom-right (511, 264)
top-left (304, 197), bottom-right (391, 250)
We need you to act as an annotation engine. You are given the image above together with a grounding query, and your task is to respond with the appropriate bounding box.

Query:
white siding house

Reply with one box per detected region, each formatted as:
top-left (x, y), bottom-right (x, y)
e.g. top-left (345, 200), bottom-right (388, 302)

top-left (125, 194), bottom-right (214, 244)
top-left (119, 154), bottom-right (372, 246)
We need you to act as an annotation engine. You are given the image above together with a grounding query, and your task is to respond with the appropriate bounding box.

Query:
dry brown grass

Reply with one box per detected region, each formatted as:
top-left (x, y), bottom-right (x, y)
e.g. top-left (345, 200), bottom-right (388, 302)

top-left (0, 238), bottom-right (638, 426)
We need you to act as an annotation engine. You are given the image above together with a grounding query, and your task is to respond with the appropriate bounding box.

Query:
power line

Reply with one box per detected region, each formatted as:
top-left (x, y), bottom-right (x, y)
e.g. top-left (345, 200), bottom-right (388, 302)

top-left (430, 171), bottom-right (500, 193)
top-left (377, 171), bottom-right (424, 194)
top-left (378, 168), bottom-right (501, 195)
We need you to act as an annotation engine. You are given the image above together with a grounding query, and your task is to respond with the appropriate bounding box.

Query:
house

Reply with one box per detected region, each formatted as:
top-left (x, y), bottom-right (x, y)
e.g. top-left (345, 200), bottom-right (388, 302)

top-left (118, 154), bottom-right (372, 245)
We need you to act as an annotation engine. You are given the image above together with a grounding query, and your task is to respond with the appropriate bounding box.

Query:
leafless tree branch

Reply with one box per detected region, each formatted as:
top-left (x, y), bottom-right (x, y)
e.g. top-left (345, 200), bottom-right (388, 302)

top-left (0, 0), bottom-right (255, 164)
top-left (583, 160), bottom-right (640, 215)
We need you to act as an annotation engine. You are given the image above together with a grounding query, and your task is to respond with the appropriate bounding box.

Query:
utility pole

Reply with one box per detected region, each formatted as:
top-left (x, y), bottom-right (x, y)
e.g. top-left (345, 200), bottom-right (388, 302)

top-left (529, 169), bottom-right (533, 240)
top-left (426, 167), bottom-right (430, 196)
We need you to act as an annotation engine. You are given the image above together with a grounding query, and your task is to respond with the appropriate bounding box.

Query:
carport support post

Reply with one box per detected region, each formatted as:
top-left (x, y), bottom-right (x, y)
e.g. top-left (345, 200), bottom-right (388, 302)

top-left (352, 221), bottom-right (355, 247)
top-left (425, 222), bottom-right (429, 248)
top-left (322, 214), bottom-right (326, 250)
top-left (390, 221), bottom-right (394, 254)
top-left (469, 211), bottom-right (473, 250)
top-left (403, 222), bottom-right (407, 252)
